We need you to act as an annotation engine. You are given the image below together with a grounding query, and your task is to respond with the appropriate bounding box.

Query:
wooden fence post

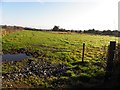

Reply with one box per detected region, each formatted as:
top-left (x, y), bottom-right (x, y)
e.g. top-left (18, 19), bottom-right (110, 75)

top-left (104, 41), bottom-right (116, 82)
top-left (82, 43), bottom-right (85, 63)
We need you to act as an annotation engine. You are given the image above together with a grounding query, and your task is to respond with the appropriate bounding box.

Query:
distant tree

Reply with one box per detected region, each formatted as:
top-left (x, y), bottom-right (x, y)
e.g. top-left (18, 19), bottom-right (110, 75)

top-left (52, 26), bottom-right (59, 31)
top-left (2, 25), bottom-right (7, 29)
top-left (102, 30), bottom-right (112, 35)
top-left (70, 30), bottom-right (74, 32)
top-left (59, 28), bottom-right (66, 32)
top-left (78, 30), bottom-right (82, 33)
top-left (74, 30), bottom-right (78, 33)
top-left (118, 32), bottom-right (120, 37)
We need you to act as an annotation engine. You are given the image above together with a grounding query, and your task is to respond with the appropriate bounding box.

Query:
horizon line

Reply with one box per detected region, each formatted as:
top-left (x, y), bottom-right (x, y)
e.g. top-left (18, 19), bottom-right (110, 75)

top-left (1, 24), bottom-right (119, 31)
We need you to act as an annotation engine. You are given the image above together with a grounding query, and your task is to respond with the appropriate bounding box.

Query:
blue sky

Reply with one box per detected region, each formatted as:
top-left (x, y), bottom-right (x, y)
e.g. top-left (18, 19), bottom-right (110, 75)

top-left (1, 0), bottom-right (119, 30)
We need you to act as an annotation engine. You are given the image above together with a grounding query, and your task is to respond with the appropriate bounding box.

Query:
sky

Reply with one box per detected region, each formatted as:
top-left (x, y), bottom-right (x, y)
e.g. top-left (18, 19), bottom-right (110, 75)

top-left (0, 0), bottom-right (120, 30)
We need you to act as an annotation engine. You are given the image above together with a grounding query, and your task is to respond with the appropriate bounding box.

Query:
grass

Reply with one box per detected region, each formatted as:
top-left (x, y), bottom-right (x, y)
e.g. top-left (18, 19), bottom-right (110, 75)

top-left (2, 30), bottom-right (117, 50)
top-left (2, 30), bottom-right (118, 88)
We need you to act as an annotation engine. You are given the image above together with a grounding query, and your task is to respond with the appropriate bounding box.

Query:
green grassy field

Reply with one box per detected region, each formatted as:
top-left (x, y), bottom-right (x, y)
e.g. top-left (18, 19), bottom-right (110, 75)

top-left (2, 30), bottom-right (118, 88)
top-left (2, 30), bottom-right (117, 49)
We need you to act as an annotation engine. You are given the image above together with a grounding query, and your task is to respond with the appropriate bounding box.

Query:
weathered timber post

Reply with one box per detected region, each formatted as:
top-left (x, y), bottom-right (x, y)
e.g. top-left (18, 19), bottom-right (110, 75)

top-left (82, 43), bottom-right (85, 63)
top-left (104, 41), bottom-right (116, 82)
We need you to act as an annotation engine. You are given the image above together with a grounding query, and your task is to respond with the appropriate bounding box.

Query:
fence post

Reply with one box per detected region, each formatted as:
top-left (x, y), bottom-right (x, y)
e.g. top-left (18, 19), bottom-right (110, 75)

top-left (82, 43), bottom-right (85, 63)
top-left (104, 41), bottom-right (116, 82)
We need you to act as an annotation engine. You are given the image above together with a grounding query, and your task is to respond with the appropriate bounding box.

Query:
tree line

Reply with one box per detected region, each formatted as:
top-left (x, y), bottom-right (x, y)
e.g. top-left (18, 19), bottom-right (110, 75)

top-left (1, 25), bottom-right (120, 37)
top-left (52, 26), bottom-right (120, 37)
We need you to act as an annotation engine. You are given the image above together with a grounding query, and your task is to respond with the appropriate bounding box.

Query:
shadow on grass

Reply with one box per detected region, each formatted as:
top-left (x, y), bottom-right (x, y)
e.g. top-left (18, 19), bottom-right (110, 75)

top-left (49, 75), bottom-right (104, 89)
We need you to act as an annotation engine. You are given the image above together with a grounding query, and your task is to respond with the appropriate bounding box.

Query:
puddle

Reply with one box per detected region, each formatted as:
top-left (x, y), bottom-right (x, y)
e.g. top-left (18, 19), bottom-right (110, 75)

top-left (2, 53), bottom-right (32, 62)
